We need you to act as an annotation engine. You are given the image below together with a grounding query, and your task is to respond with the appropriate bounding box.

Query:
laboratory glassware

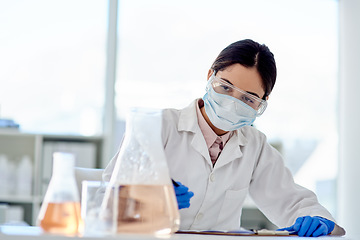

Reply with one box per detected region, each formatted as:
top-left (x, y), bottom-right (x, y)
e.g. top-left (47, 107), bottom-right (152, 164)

top-left (100, 108), bottom-right (180, 236)
top-left (81, 180), bottom-right (109, 236)
top-left (37, 152), bottom-right (82, 236)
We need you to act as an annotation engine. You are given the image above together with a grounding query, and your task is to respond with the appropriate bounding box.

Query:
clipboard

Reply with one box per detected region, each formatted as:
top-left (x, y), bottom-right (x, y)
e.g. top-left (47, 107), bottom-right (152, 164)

top-left (176, 229), bottom-right (294, 236)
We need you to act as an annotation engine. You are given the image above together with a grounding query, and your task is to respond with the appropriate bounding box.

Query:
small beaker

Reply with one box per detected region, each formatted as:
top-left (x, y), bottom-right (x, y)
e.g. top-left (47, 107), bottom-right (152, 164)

top-left (81, 180), bottom-right (110, 236)
top-left (37, 152), bottom-right (82, 236)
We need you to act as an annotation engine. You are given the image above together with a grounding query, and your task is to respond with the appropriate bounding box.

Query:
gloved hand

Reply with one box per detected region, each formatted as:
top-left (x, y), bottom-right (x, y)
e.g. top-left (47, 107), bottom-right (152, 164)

top-left (278, 216), bottom-right (335, 237)
top-left (172, 181), bottom-right (194, 209)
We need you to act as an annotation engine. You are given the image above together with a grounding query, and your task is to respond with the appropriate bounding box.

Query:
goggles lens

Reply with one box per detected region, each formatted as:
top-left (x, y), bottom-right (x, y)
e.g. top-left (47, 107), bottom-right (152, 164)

top-left (209, 75), bottom-right (267, 115)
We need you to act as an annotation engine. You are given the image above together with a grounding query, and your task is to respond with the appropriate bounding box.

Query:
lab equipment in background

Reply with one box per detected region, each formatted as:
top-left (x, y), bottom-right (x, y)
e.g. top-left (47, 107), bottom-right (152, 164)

top-left (0, 154), bottom-right (33, 197)
top-left (16, 155), bottom-right (33, 197)
top-left (0, 118), bottom-right (20, 129)
top-left (6, 160), bottom-right (16, 196)
top-left (37, 152), bottom-right (81, 236)
top-left (100, 108), bottom-right (180, 236)
top-left (0, 154), bottom-right (9, 196)
top-left (0, 204), bottom-right (25, 225)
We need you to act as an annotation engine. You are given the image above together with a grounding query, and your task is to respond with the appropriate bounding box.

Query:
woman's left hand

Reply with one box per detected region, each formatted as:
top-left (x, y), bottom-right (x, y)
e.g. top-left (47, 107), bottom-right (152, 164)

top-left (278, 216), bottom-right (335, 237)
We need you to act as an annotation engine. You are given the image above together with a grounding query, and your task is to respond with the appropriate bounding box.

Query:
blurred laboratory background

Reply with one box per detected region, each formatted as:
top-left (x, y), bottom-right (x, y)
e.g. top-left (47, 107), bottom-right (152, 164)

top-left (0, 0), bottom-right (359, 237)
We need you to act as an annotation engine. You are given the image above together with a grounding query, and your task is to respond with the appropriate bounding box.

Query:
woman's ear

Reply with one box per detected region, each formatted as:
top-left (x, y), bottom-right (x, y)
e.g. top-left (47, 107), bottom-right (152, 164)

top-left (207, 69), bottom-right (214, 80)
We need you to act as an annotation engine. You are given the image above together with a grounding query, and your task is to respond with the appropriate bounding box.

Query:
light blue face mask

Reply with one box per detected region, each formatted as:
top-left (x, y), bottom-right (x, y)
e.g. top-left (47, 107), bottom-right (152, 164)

top-left (203, 80), bottom-right (258, 131)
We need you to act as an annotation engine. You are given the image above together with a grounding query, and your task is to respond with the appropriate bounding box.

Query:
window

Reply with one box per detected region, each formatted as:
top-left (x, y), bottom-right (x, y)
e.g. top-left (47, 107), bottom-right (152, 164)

top-left (0, 0), bottom-right (107, 135)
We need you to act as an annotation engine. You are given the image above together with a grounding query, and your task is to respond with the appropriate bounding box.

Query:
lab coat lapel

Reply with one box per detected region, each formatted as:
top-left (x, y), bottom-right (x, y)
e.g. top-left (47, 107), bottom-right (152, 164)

top-left (214, 130), bottom-right (247, 169)
top-left (190, 131), bottom-right (211, 164)
top-left (178, 100), bottom-right (212, 165)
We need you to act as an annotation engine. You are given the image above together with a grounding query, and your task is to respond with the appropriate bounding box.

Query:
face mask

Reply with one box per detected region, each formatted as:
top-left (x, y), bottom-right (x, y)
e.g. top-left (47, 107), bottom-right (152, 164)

top-left (203, 80), bottom-right (258, 131)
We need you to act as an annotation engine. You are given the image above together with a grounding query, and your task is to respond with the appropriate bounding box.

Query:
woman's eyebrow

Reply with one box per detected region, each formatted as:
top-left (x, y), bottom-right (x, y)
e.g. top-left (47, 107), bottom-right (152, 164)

top-left (220, 77), bottom-right (261, 99)
top-left (246, 91), bottom-right (261, 99)
top-left (220, 77), bottom-right (234, 86)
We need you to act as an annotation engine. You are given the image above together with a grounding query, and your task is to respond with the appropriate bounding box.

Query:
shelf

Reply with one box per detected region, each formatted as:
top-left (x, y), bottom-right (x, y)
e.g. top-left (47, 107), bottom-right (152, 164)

top-left (0, 132), bottom-right (103, 226)
top-left (0, 195), bottom-right (41, 204)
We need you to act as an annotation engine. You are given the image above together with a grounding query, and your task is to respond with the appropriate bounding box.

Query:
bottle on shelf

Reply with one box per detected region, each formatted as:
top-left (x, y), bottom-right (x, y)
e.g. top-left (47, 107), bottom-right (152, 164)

top-left (0, 154), bottom-right (9, 196)
top-left (16, 155), bottom-right (33, 197)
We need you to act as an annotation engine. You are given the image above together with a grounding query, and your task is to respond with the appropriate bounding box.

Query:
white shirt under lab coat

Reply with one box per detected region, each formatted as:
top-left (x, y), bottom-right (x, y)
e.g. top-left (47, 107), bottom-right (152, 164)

top-left (103, 99), bottom-right (345, 235)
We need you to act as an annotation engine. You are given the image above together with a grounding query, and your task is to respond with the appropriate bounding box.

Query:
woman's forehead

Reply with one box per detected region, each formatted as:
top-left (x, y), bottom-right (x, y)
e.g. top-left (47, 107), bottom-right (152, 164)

top-left (216, 64), bottom-right (265, 98)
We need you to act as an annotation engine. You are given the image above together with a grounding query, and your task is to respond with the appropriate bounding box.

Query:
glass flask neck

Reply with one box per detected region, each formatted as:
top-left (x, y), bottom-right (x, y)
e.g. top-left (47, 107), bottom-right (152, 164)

top-left (45, 152), bottom-right (80, 202)
top-left (111, 108), bottom-right (172, 185)
top-left (52, 152), bottom-right (75, 178)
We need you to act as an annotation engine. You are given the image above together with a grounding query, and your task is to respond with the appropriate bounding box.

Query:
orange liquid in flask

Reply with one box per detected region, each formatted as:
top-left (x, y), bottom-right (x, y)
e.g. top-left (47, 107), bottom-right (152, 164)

top-left (114, 184), bottom-right (180, 235)
top-left (39, 201), bottom-right (82, 235)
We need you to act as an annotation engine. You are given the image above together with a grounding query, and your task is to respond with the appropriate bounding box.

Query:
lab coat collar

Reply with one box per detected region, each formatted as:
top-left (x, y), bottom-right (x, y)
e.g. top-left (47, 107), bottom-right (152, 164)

top-left (178, 99), bottom-right (249, 168)
top-left (215, 134), bottom-right (243, 169)
top-left (178, 100), bottom-right (210, 164)
top-left (178, 99), bottom-right (247, 137)
top-left (234, 128), bottom-right (248, 146)
top-left (178, 99), bottom-right (250, 145)
top-left (209, 130), bottom-right (248, 169)
top-left (178, 99), bottom-right (200, 133)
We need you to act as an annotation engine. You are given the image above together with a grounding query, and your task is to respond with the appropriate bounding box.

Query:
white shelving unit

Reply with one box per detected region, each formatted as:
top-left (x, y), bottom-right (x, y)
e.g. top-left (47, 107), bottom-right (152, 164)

top-left (0, 130), bottom-right (103, 226)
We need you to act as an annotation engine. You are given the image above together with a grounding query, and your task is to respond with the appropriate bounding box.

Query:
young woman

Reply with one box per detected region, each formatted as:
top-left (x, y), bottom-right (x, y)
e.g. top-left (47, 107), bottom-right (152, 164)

top-left (103, 39), bottom-right (345, 237)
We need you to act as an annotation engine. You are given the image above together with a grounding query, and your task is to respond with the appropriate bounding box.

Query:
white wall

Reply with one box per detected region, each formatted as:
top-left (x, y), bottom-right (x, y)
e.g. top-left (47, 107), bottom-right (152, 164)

top-left (338, 0), bottom-right (360, 237)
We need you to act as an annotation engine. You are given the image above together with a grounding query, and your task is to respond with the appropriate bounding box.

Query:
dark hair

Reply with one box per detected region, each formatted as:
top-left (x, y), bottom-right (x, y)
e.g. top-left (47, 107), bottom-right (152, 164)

top-left (211, 39), bottom-right (277, 99)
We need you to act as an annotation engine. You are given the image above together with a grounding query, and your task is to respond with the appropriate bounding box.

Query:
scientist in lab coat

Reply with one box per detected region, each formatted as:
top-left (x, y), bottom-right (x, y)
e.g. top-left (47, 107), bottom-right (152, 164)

top-left (103, 39), bottom-right (345, 237)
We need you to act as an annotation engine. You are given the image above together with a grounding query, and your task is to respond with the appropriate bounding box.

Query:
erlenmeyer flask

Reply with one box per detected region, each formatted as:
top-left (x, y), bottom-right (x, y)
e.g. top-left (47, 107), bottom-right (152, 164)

top-left (37, 152), bottom-right (82, 236)
top-left (100, 108), bottom-right (180, 236)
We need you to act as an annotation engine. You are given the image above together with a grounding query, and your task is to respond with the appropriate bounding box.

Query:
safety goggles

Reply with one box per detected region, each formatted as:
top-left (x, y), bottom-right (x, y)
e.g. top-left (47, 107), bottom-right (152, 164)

top-left (208, 74), bottom-right (268, 115)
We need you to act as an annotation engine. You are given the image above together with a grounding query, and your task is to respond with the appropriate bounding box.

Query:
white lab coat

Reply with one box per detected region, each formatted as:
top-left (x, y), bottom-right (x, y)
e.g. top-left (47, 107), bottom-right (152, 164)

top-left (103, 99), bottom-right (345, 235)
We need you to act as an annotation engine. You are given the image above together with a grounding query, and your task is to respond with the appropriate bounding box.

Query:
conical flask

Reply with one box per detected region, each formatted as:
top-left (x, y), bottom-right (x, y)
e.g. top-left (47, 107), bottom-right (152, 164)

top-left (100, 108), bottom-right (180, 236)
top-left (37, 152), bottom-right (82, 236)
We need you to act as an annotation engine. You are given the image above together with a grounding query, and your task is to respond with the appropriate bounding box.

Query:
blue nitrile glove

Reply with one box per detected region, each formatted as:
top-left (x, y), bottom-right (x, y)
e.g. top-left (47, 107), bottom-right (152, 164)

top-left (172, 181), bottom-right (194, 209)
top-left (278, 216), bottom-right (335, 237)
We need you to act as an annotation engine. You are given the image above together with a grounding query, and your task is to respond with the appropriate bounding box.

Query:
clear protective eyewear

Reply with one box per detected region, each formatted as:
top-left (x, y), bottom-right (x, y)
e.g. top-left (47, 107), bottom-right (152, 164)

top-left (208, 74), bottom-right (268, 116)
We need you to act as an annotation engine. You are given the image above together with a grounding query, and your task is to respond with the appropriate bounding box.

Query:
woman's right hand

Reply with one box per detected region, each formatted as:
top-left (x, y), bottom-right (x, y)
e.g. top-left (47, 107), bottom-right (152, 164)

top-left (172, 181), bottom-right (194, 209)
